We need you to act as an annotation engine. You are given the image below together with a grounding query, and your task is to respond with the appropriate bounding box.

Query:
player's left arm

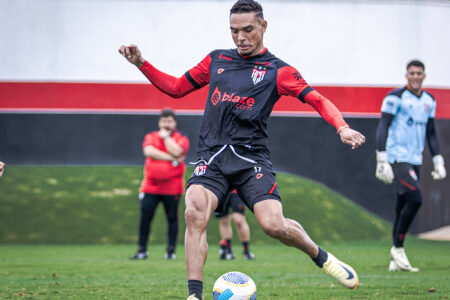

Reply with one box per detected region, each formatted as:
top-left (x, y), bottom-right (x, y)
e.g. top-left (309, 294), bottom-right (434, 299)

top-left (426, 118), bottom-right (446, 180)
top-left (277, 66), bottom-right (365, 149)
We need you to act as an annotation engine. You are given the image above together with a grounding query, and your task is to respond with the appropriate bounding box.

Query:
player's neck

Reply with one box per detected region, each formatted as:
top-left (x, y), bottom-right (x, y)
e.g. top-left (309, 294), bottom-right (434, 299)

top-left (407, 85), bottom-right (422, 97)
top-left (239, 46), bottom-right (267, 58)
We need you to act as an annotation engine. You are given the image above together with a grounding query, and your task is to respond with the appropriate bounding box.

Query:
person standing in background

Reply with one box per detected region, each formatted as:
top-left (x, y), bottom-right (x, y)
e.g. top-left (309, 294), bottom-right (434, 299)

top-left (375, 59), bottom-right (446, 272)
top-left (216, 190), bottom-right (255, 260)
top-left (130, 109), bottom-right (189, 260)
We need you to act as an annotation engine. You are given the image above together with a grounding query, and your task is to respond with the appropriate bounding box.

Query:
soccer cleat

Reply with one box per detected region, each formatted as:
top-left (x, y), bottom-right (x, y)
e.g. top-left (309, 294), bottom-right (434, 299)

top-left (129, 251), bottom-right (148, 260)
top-left (219, 248), bottom-right (235, 260)
top-left (322, 253), bottom-right (359, 289)
top-left (186, 295), bottom-right (200, 300)
top-left (165, 252), bottom-right (176, 260)
top-left (388, 259), bottom-right (400, 272)
top-left (390, 247), bottom-right (419, 272)
top-left (244, 251), bottom-right (255, 260)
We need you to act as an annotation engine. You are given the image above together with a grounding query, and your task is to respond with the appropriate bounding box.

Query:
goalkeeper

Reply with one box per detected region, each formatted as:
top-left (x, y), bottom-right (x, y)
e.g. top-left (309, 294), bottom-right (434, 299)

top-left (375, 59), bottom-right (446, 272)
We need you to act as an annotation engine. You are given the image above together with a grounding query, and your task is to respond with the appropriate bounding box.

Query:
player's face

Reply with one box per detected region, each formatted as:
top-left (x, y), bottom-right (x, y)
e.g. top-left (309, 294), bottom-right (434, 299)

top-left (406, 65), bottom-right (425, 93)
top-left (230, 12), bottom-right (267, 57)
top-left (159, 116), bottom-right (176, 133)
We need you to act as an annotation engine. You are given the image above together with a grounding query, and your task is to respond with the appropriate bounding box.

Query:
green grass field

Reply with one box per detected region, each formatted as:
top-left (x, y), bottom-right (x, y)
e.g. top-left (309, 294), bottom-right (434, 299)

top-left (1, 165), bottom-right (448, 299)
top-left (0, 240), bottom-right (449, 299)
top-left (0, 166), bottom-right (389, 244)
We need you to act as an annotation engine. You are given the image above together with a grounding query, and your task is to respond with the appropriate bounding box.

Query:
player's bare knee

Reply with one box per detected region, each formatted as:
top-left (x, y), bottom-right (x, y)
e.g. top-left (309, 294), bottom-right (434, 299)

top-left (260, 221), bottom-right (287, 239)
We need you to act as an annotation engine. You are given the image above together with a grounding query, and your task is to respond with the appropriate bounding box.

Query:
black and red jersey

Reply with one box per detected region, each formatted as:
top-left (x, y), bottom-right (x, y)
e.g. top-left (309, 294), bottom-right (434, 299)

top-left (139, 48), bottom-right (347, 155)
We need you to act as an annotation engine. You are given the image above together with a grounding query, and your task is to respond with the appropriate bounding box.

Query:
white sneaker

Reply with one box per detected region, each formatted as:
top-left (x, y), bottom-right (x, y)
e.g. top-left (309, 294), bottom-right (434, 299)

top-left (390, 247), bottom-right (419, 272)
top-left (164, 252), bottom-right (176, 260)
top-left (186, 295), bottom-right (200, 300)
top-left (388, 259), bottom-right (400, 272)
top-left (322, 253), bottom-right (359, 289)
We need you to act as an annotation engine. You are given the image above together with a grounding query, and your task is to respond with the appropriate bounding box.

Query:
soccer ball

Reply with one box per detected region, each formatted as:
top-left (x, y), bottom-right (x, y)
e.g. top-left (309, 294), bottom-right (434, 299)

top-left (213, 271), bottom-right (257, 300)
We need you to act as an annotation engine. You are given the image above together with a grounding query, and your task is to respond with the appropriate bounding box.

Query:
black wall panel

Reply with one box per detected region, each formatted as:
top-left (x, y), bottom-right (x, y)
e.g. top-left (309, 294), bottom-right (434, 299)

top-left (1, 113), bottom-right (448, 233)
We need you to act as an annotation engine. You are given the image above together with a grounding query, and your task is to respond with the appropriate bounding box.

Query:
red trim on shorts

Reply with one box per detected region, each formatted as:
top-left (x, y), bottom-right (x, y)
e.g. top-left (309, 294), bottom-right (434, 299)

top-left (399, 179), bottom-right (416, 191)
top-left (269, 182), bottom-right (277, 194)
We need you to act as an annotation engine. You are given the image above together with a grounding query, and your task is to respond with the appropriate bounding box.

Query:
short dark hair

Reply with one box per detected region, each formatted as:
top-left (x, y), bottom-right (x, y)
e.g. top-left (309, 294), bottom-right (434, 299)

top-left (230, 0), bottom-right (264, 20)
top-left (160, 108), bottom-right (176, 120)
top-left (407, 59), bottom-right (425, 71)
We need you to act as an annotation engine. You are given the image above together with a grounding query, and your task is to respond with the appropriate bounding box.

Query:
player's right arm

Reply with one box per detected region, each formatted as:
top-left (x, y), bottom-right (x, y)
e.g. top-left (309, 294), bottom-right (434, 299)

top-left (277, 66), bottom-right (365, 149)
top-left (118, 44), bottom-right (210, 98)
top-left (374, 94), bottom-right (399, 184)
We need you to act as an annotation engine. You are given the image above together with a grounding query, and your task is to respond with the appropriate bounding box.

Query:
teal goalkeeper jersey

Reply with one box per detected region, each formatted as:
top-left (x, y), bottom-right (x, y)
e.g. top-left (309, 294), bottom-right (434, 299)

top-left (381, 86), bottom-right (436, 165)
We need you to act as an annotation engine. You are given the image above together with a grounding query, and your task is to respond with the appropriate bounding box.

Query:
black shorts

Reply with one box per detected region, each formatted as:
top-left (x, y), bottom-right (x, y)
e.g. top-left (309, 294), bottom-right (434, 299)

top-left (215, 192), bottom-right (246, 218)
top-left (187, 145), bottom-right (281, 213)
top-left (392, 162), bottom-right (421, 194)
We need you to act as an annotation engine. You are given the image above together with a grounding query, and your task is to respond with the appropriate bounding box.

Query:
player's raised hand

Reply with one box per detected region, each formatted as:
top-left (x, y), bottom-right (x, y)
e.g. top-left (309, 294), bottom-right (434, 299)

top-left (338, 126), bottom-right (365, 149)
top-left (118, 44), bottom-right (145, 68)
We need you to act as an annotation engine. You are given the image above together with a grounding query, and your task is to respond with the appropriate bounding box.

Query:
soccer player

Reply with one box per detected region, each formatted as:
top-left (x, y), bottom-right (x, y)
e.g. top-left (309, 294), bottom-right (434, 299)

top-left (0, 161), bottom-right (5, 177)
top-left (130, 109), bottom-right (189, 260)
top-left (375, 59), bottom-right (446, 272)
top-left (119, 1), bottom-right (365, 298)
top-left (216, 190), bottom-right (255, 260)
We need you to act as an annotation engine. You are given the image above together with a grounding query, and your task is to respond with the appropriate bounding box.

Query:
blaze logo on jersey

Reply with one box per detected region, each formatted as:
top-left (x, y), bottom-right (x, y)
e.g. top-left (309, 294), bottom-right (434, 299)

top-left (194, 165), bottom-right (208, 176)
top-left (210, 86), bottom-right (255, 110)
top-left (251, 65), bottom-right (266, 85)
top-left (211, 87), bottom-right (221, 106)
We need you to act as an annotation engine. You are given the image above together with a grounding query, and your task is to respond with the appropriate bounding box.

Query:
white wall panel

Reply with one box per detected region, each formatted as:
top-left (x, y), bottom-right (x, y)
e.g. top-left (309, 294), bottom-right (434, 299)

top-left (0, 0), bottom-right (449, 86)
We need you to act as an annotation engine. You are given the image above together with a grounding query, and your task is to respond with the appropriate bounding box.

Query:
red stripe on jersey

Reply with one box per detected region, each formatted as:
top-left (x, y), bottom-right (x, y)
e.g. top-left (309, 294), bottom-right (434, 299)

top-left (218, 54), bottom-right (232, 61)
top-left (399, 179), bottom-right (417, 191)
top-left (269, 182), bottom-right (277, 194)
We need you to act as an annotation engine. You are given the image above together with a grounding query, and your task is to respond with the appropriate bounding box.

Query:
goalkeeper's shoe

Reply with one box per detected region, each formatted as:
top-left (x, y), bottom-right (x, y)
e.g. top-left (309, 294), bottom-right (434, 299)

top-left (244, 251), bottom-right (255, 260)
top-left (186, 295), bottom-right (200, 300)
top-left (322, 253), bottom-right (359, 289)
top-left (390, 247), bottom-right (419, 272)
top-left (129, 251), bottom-right (148, 260)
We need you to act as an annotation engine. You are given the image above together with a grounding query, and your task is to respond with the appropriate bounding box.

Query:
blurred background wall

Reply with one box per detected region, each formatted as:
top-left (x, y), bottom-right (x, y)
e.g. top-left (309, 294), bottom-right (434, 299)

top-left (1, 0), bottom-right (449, 233)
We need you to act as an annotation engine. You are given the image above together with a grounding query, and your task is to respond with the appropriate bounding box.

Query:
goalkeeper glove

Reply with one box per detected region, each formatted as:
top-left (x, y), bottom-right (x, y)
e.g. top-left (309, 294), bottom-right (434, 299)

top-left (375, 151), bottom-right (394, 184)
top-left (431, 155), bottom-right (446, 180)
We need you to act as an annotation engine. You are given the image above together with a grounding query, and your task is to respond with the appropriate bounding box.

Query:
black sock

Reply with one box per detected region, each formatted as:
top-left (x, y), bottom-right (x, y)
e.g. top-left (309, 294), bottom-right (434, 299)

top-left (188, 280), bottom-right (203, 299)
top-left (226, 239), bottom-right (232, 249)
top-left (138, 246), bottom-right (146, 253)
top-left (242, 241), bottom-right (249, 252)
top-left (167, 245), bottom-right (175, 254)
top-left (312, 247), bottom-right (328, 268)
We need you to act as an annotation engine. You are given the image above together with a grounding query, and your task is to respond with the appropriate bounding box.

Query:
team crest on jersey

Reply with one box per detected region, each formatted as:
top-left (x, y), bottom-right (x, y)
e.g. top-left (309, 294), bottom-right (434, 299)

top-left (194, 164), bottom-right (208, 176)
top-left (409, 169), bottom-right (418, 181)
top-left (251, 65), bottom-right (267, 85)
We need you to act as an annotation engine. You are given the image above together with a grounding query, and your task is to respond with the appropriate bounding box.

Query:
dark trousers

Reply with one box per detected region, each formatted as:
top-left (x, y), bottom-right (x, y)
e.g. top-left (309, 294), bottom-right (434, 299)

top-left (138, 193), bottom-right (180, 251)
top-left (392, 163), bottom-right (422, 247)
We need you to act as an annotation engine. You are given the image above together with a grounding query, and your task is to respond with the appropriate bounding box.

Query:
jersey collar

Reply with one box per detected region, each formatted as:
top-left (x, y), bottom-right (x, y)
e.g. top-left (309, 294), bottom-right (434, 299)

top-left (406, 85), bottom-right (423, 98)
top-left (237, 47), bottom-right (268, 59)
